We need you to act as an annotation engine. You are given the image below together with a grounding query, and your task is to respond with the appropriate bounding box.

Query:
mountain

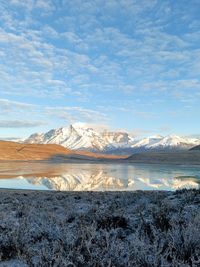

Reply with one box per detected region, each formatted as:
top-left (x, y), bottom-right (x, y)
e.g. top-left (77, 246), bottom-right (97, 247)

top-left (133, 135), bottom-right (200, 151)
top-left (24, 123), bottom-right (200, 153)
top-left (130, 134), bottom-right (163, 150)
top-left (25, 123), bottom-right (134, 153)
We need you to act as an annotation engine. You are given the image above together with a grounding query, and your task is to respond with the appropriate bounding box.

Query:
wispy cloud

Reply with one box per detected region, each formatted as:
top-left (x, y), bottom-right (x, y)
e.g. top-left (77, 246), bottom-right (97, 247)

top-left (0, 98), bottom-right (107, 127)
top-left (45, 106), bottom-right (107, 123)
top-left (0, 120), bottom-right (45, 128)
top-left (0, 98), bottom-right (36, 110)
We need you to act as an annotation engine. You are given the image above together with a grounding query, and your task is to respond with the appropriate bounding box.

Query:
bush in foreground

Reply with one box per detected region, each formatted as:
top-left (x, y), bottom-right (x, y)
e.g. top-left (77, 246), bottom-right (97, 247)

top-left (0, 189), bottom-right (199, 266)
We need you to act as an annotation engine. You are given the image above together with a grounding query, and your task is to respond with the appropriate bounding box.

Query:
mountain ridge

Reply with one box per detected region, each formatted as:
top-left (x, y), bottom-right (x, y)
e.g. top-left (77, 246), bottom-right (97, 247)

top-left (24, 123), bottom-right (200, 154)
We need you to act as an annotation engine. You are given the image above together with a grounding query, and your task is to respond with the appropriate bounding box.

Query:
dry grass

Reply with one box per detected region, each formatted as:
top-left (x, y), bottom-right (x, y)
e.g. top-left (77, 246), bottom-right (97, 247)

top-left (0, 141), bottom-right (126, 161)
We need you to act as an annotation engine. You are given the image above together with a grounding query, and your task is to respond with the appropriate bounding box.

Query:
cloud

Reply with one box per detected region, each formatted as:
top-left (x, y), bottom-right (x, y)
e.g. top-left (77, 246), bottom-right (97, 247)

top-left (0, 98), bottom-right (108, 126)
top-left (0, 98), bottom-right (36, 110)
top-left (0, 136), bottom-right (22, 141)
top-left (0, 27), bottom-right (97, 99)
top-left (9, 0), bottom-right (54, 13)
top-left (45, 106), bottom-right (108, 124)
top-left (0, 0), bottom-right (199, 106)
top-left (0, 120), bottom-right (46, 128)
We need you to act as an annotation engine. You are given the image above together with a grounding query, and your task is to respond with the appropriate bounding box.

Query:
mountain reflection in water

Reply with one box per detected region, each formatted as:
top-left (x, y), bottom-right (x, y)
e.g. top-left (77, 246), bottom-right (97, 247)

top-left (0, 162), bottom-right (199, 191)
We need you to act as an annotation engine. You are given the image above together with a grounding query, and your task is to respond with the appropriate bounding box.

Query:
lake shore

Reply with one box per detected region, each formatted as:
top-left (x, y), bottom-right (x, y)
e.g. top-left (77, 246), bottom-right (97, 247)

top-left (0, 189), bottom-right (199, 266)
top-left (1, 151), bottom-right (200, 166)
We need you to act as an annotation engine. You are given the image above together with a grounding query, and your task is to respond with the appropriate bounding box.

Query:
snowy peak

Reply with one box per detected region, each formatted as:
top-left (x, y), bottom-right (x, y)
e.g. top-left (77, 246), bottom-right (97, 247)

top-left (25, 133), bottom-right (45, 144)
top-left (131, 135), bottom-right (163, 149)
top-left (24, 124), bottom-right (200, 153)
top-left (130, 134), bottom-right (200, 152)
top-left (149, 135), bottom-right (200, 149)
top-left (25, 124), bottom-right (134, 152)
top-left (102, 131), bottom-right (134, 148)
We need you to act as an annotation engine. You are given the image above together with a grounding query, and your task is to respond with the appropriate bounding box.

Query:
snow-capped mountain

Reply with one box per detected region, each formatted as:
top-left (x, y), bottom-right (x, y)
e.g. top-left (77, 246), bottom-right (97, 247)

top-left (24, 123), bottom-right (200, 153)
top-left (131, 135), bottom-right (163, 150)
top-left (25, 123), bottom-right (134, 152)
top-left (148, 135), bottom-right (200, 150)
top-left (130, 134), bottom-right (200, 151)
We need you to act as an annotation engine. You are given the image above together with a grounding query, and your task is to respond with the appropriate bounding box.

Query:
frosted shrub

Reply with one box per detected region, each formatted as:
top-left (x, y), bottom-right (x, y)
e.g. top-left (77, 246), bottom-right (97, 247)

top-left (0, 189), bottom-right (199, 266)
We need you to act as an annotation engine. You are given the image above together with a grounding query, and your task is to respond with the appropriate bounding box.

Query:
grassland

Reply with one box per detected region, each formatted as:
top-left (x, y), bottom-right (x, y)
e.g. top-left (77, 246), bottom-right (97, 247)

top-left (0, 141), bottom-right (125, 161)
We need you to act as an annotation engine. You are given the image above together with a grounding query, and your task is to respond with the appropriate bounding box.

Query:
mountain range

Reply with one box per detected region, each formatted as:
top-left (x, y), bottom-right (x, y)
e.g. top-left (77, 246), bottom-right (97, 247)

top-left (24, 123), bottom-right (200, 154)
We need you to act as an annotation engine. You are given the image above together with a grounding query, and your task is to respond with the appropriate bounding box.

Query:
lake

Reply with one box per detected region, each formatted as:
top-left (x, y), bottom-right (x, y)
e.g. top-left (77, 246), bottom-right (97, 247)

top-left (0, 162), bottom-right (200, 191)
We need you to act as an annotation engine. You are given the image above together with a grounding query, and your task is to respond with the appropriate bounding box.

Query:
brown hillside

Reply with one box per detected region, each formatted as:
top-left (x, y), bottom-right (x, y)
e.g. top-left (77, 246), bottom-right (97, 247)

top-left (0, 141), bottom-right (126, 161)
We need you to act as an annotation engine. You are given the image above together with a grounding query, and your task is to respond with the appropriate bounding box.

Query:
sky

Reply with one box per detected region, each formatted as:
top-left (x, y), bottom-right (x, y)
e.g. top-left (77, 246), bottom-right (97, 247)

top-left (0, 0), bottom-right (200, 139)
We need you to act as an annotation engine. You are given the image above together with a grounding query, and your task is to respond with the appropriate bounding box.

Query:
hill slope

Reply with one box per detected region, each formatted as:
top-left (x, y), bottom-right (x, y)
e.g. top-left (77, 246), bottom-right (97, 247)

top-left (126, 151), bottom-right (200, 165)
top-left (0, 141), bottom-right (125, 161)
top-left (190, 145), bottom-right (200, 151)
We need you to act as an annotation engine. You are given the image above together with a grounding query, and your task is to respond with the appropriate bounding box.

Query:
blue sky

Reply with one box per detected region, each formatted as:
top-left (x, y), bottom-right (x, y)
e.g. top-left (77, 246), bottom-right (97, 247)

top-left (0, 0), bottom-right (200, 138)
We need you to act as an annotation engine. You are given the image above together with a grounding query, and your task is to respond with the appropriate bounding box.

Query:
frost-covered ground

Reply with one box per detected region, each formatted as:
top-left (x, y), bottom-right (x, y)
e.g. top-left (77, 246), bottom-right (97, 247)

top-left (0, 189), bottom-right (200, 267)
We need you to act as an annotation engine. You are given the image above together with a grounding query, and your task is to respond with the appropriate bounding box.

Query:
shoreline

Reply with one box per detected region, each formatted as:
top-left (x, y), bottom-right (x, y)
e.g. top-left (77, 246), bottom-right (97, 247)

top-left (0, 158), bottom-right (200, 167)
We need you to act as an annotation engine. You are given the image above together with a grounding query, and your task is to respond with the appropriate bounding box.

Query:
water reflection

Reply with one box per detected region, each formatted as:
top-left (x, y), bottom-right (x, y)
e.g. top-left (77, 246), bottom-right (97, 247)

top-left (0, 162), bottom-right (199, 191)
